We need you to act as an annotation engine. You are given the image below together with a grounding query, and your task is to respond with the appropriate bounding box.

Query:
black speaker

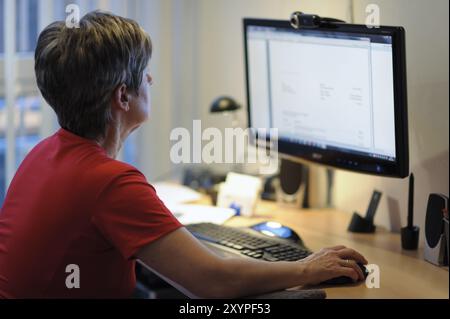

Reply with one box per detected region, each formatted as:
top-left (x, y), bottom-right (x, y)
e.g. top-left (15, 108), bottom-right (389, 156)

top-left (276, 159), bottom-right (308, 207)
top-left (424, 193), bottom-right (449, 266)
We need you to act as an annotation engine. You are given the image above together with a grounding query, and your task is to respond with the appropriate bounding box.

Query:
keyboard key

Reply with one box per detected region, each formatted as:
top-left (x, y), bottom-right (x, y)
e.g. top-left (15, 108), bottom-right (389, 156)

top-left (262, 255), bottom-right (278, 262)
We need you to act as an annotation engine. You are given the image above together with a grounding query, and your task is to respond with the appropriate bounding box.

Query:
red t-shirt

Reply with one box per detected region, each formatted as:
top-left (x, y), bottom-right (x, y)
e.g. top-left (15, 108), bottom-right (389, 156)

top-left (0, 128), bottom-right (183, 298)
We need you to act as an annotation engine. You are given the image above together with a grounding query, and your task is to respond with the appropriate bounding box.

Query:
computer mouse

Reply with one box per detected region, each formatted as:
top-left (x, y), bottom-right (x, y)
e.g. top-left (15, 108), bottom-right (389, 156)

top-left (321, 263), bottom-right (369, 285)
top-left (250, 221), bottom-right (305, 246)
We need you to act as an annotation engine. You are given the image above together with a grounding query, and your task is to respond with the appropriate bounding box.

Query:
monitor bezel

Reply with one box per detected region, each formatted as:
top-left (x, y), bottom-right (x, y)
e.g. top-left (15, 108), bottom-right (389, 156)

top-left (243, 18), bottom-right (409, 178)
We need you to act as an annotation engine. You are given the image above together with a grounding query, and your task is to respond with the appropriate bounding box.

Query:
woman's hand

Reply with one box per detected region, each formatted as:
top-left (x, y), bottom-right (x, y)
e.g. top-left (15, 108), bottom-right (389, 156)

top-left (299, 245), bottom-right (368, 285)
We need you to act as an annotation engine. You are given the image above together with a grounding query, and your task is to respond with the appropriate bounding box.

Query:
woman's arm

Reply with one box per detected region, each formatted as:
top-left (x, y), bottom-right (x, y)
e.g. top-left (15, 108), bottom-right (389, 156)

top-left (136, 227), bottom-right (367, 299)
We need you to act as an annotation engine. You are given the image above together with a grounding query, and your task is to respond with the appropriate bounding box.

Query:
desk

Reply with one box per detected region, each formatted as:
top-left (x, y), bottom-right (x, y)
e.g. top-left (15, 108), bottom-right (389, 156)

top-left (204, 199), bottom-right (449, 299)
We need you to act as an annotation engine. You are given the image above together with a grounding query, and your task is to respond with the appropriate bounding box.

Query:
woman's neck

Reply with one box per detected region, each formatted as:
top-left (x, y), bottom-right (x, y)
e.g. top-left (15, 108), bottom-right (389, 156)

top-left (96, 123), bottom-right (126, 159)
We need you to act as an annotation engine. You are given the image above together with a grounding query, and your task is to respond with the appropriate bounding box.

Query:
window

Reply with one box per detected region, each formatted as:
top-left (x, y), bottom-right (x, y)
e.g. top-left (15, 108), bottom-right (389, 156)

top-left (1, 0), bottom-right (42, 204)
top-left (0, 0), bottom-right (39, 54)
top-left (0, 0), bottom-right (4, 53)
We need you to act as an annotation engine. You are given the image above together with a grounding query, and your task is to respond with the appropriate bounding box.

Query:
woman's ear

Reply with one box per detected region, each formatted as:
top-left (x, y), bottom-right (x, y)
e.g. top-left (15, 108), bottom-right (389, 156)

top-left (112, 84), bottom-right (130, 112)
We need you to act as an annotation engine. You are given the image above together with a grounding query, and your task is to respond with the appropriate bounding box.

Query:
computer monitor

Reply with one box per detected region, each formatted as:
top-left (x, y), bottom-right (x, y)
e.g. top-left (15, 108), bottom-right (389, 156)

top-left (244, 19), bottom-right (409, 178)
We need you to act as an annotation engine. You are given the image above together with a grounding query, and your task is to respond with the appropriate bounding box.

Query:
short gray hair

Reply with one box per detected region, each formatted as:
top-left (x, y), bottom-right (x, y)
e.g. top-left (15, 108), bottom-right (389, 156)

top-left (35, 11), bottom-right (152, 139)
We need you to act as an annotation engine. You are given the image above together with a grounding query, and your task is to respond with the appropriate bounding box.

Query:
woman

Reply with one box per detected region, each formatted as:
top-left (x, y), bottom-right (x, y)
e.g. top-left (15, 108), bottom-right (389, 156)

top-left (0, 11), bottom-right (367, 299)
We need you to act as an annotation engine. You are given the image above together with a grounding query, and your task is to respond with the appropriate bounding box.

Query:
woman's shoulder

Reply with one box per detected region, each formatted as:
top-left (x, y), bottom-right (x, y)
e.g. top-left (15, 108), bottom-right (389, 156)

top-left (92, 157), bottom-right (144, 179)
top-left (75, 158), bottom-right (149, 202)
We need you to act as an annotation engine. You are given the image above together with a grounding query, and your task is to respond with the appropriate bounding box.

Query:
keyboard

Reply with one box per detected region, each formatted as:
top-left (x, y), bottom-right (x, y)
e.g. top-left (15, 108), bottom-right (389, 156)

top-left (186, 223), bottom-right (312, 262)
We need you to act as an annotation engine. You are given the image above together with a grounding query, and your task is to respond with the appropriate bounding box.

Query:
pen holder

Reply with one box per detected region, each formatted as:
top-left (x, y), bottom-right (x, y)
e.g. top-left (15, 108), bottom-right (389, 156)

top-left (348, 212), bottom-right (376, 233)
top-left (401, 226), bottom-right (420, 250)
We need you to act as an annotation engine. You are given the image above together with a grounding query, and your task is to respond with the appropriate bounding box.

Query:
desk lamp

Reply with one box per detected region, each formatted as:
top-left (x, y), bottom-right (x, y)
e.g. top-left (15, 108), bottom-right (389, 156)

top-left (210, 96), bottom-right (243, 176)
top-left (210, 96), bottom-right (242, 128)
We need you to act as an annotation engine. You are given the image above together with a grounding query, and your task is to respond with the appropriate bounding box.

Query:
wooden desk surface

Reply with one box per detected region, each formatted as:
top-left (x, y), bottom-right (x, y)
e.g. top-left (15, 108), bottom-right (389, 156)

top-left (220, 200), bottom-right (449, 299)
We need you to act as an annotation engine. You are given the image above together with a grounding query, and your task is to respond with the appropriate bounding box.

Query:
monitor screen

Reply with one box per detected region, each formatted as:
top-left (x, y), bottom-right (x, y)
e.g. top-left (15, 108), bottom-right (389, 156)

top-left (244, 19), bottom-right (409, 178)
